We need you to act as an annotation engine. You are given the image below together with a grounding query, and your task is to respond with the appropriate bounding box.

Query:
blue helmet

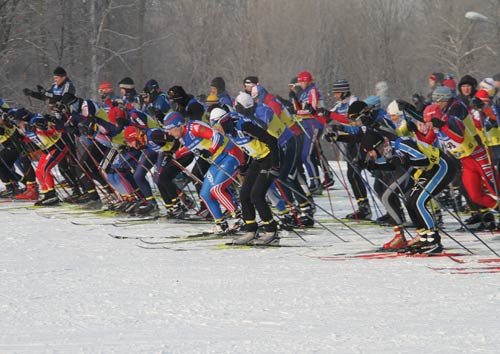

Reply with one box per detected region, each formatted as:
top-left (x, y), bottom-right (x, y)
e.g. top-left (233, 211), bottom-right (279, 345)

top-left (163, 111), bottom-right (185, 130)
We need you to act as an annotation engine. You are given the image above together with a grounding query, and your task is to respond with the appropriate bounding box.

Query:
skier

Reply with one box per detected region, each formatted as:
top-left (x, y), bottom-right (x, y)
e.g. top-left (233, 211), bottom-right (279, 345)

top-left (210, 107), bottom-right (281, 245)
top-left (164, 111), bottom-right (244, 234)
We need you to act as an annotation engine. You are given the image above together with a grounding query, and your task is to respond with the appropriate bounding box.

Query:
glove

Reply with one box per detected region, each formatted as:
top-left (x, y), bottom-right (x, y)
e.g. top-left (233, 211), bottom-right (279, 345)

top-left (163, 152), bottom-right (173, 164)
top-left (78, 122), bottom-right (93, 136)
top-left (317, 107), bottom-right (328, 117)
top-left (406, 120), bottom-right (417, 133)
top-left (263, 165), bottom-right (280, 178)
top-left (431, 117), bottom-right (445, 128)
top-left (36, 85), bottom-right (47, 96)
top-left (365, 159), bottom-right (376, 171)
top-left (396, 99), bottom-right (411, 111)
top-left (238, 163), bottom-right (250, 176)
top-left (324, 131), bottom-right (338, 143)
top-left (390, 156), bottom-right (409, 169)
top-left (149, 130), bottom-right (168, 146)
top-left (23, 88), bottom-right (33, 96)
top-left (34, 118), bottom-right (48, 130)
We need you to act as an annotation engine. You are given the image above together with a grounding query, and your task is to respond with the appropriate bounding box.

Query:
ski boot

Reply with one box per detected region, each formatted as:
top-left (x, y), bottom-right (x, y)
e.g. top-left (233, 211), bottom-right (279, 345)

top-left (35, 189), bottom-right (59, 206)
top-left (135, 199), bottom-right (159, 217)
top-left (413, 231), bottom-right (443, 254)
top-left (166, 200), bottom-right (187, 219)
top-left (15, 183), bottom-right (39, 200)
top-left (323, 173), bottom-right (335, 189)
top-left (231, 222), bottom-right (258, 245)
top-left (253, 222), bottom-right (280, 246)
top-left (0, 182), bottom-right (18, 198)
top-left (345, 199), bottom-right (372, 220)
top-left (210, 220), bottom-right (229, 235)
top-left (278, 213), bottom-right (299, 231)
top-left (480, 210), bottom-right (496, 230)
top-left (299, 203), bottom-right (315, 228)
top-left (382, 226), bottom-right (407, 250)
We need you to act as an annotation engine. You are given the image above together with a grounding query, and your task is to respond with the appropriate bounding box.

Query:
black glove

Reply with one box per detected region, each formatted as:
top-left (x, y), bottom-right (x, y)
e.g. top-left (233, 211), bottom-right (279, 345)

top-left (396, 99), bottom-right (411, 111)
top-left (324, 131), bottom-right (338, 143)
top-left (365, 159), bottom-right (376, 171)
top-left (238, 163), bottom-right (250, 176)
top-left (406, 120), bottom-right (417, 133)
top-left (303, 103), bottom-right (316, 115)
top-left (390, 156), bottom-right (409, 169)
top-left (33, 118), bottom-right (48, 130)
top-left (23, 88), bottom-right (33, 96)
top-left (163, 152), bottom-right (173, 163)
top-left (263, 165), bottom-right (280, 178)
top-left (149, 130), bottom-right (168, 146)
top-left (78, 122), bottom-right (93, 136)
top-left (36, 85), bottom-right (47, 96)
top-left (431, 117), bottom-right (445, 129)
top-left (317, 107), bottom-right (328, 117)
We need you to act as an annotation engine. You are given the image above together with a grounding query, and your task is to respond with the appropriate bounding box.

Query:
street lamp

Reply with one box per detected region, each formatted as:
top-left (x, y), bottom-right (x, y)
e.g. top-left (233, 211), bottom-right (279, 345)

top-left (465, 11), bottom-right (495, 24)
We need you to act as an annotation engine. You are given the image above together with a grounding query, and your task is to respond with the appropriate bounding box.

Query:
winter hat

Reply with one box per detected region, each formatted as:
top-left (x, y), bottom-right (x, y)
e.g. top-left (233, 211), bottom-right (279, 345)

top-left (209, 107), bottom-right (229, 126)
top-left (167, 86), bottom-right (187, 101)
top-left (443, 78), bottom-right (456, 91)
top-left (163, 111), bottom-right (185, 130)
top-left (475, 89), bottom-right (490, 103)
top-left (431, 86), bottom-right (453, 102)
top-left (210, 77), bottom-right (226, 92)
top-left (53, 66), bottom-right (67, 76)
top-left (423, 104), bottom-right (444, 123)
top-left (479, 78), bottom-right (496, 96)
top-left (118, 77), bottom-right (135, 89)
top-left (82, 99), bottom-right (98, 118)
top-left (332, 79), bottom-right (350, 93)
top-left (493, 73), bottom-right (500, 83)
top-left (206, 93), bottom-right (219, 105)
top-left (129, 109), bottom-right (148, 129)
top-left (243, 76), bottom-right (259, 87)
top-left (429, 72), bottom-right (444, 83)
top-left (0, 98), bottom-right (9, 111)
top-left (375, 81), bottom-right (389, 96)
top-left (297, 71), bottom-right (313, 83)
top-left (107, 106), bottom-right (126, 125)
top-left (387, 100), bottom-right (402, 116)
top-left (458, 74), bottom-right (478, 89)
top-left (98, 82), bottom-right (113, 94)
top-left (360, 131), bottom-right (384, 153)
top-left (364, 95), bottom-right (381, 109)
top-left (235, 91), bottom-right (255, 109)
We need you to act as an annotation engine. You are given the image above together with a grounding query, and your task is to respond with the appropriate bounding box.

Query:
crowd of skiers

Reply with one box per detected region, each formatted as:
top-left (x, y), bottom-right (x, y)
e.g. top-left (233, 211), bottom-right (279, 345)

top-left (1, 67), bottom-right (500, 252)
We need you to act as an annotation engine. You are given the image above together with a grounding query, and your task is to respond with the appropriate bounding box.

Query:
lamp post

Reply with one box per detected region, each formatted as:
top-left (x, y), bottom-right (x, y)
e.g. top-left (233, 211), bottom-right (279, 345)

top-left (465, 11), bottom-right (495, 24)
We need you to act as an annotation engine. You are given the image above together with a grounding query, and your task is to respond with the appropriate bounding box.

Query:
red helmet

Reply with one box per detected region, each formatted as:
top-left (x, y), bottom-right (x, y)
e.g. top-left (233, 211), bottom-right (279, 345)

top-left (297, 71), bottom-right (313, 83)
top-left (423, 104), bottom-right (444, 123)
top-left (475, 89), bottom-right (490, 103)
top-left (124, 126), bottom-right (146, 146)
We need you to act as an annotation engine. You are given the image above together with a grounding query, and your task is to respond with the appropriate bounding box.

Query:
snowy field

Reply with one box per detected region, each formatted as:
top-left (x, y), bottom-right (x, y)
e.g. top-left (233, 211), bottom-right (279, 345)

top-left (1, 166), bottom-right (500, 354)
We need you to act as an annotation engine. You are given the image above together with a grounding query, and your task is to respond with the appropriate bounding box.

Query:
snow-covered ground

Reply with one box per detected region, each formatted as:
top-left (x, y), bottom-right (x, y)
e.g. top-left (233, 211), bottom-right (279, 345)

top-left (1, 170), bottom-right (500, 354)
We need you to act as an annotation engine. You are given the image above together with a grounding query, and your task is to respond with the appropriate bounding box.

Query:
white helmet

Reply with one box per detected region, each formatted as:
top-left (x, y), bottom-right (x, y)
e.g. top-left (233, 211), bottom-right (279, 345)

top-left (209, 108), bottom-right (229, 126)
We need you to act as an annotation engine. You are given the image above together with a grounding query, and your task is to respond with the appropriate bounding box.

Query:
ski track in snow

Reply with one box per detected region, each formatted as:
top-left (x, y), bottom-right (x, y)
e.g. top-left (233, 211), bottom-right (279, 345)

top-left (1, 178), bottom-right (500, 353)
